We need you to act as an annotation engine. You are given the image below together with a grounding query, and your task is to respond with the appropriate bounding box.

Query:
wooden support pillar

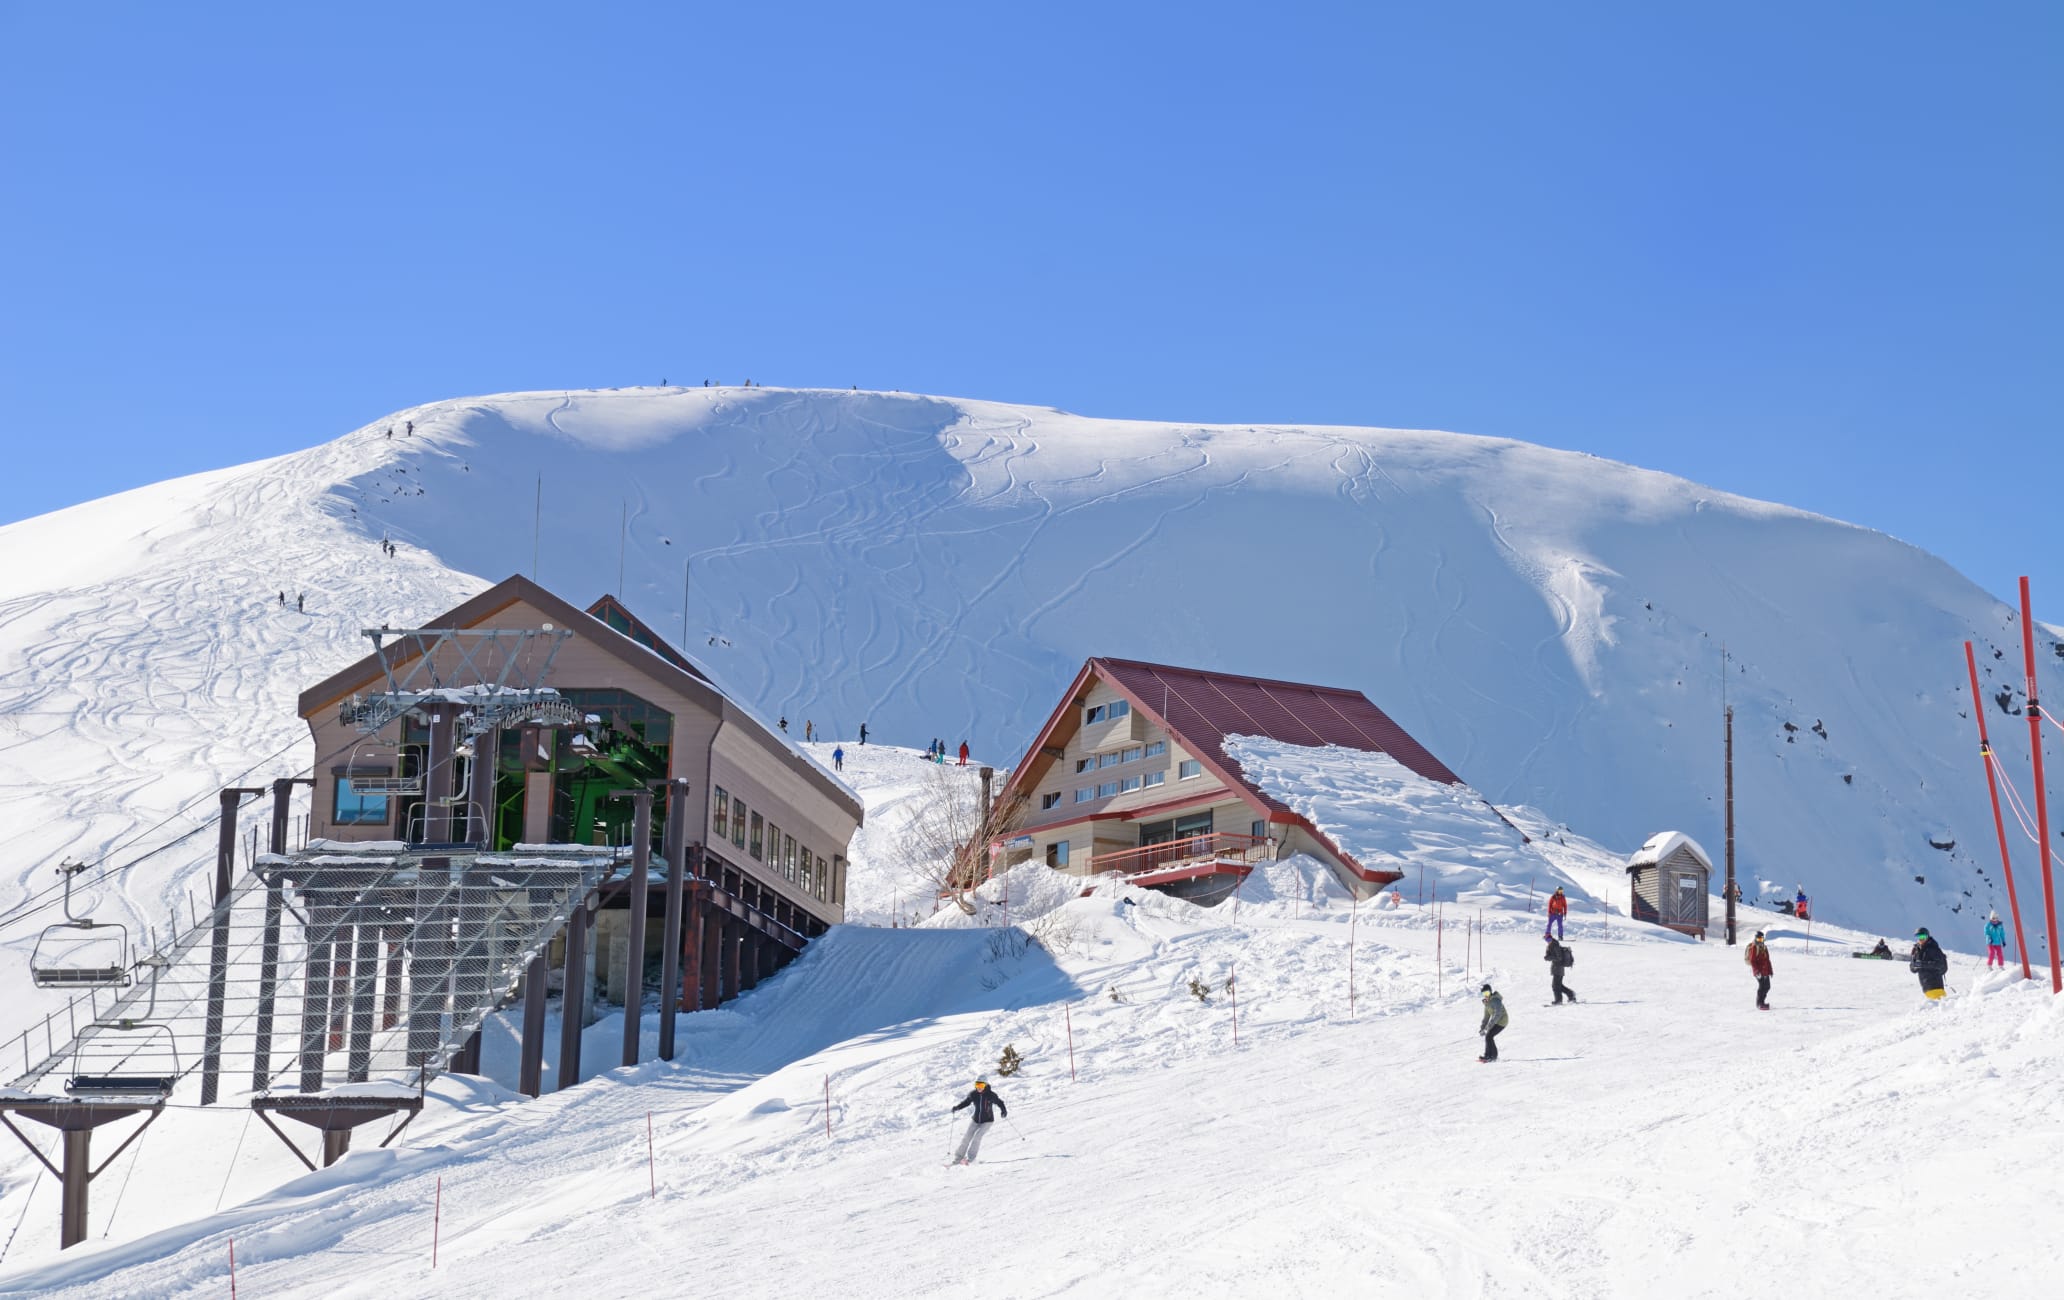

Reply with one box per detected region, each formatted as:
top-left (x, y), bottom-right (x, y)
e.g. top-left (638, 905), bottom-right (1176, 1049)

top-left (657, 783), bottom-right (689, 1060)
top-left (519, 953), bottom-right (549, 1098)
top-left (724, 913), bottom-right (744, 1001)
top-left (557, 897), bottom-right (590, 1091)
top-left (60, 1129), bottom-right (89, 1249)
top-left (680, 885), bottom-right (704, 1013)
top-left (698, 895), bottom-right (721, 1010)
top-left (619, 790), bottom-right (653, 1069)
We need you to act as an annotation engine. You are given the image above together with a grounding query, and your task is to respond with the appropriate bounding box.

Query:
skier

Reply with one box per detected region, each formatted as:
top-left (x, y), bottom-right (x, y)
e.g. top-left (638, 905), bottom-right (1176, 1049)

top-left (779, 715), bottom-right (788, 734)
top-left (949, 1077), bottom-right (1007, 1165)
top-left (859, 722), bottom-right (869, 745)
top-left (832, 745), bottom-right (845, 773)
top-left (957, 741), bottom-right (969, 767)
top-left (1544, 936), bottom-right (1576, 1004)
top-left (1794, 886), bottom-right (1811, 922)
top-left (278, 591), bottom-right (286, 605)
top-left (1984, 912), bottom-right (2007, 969)
top-left (1477, 983), bottom-right (1509, 1062)
top-left (1544, 886), bottom-right (1568, 940)
top-left (406, 420), bottom-right (414, 435)
top-left (1910, 927), bottom-right (1948, 1000)
top-left (1745, 931), bottom-right (1773, 1009)
top-left (296, 593), bottom-right (304, 612)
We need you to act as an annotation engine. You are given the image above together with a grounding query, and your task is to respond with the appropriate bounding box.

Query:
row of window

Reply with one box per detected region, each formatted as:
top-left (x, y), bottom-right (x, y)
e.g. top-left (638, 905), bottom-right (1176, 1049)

top-left (1074, 739), bottom-right (1166, 774)
top-left (1075, 770), bottom-right (1165, 802)
top-left (712, 785), bottom-right (843, 905)
top-left (1084, 700), bottom-right (1130, 724)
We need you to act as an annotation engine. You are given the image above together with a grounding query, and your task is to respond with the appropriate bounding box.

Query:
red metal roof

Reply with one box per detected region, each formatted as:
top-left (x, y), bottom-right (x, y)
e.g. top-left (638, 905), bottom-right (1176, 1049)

top-left (1089, 657), bottom-right (1462, 795)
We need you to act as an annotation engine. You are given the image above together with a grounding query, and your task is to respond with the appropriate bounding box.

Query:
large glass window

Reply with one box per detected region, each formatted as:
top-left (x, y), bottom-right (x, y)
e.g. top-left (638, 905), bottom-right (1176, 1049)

top-left (1096, 780), bottom-right (1120, 798)
top-left (1098, 752), bottom-right (1122, 769)
top-left (833, 855), bottom-right (846, 904)
top-left (1120, 775), bottom-right (1142, 793)
top-left (1046, 840), bottom-right (1070, 868)
top-left (1122, 746), bottom-right (1142, 763)
top-left (1143, 770), bottom-right (1166, 788)
top-left (1086, 700), bottom-right (1131, 724)
top-left (768, 823), bottom-right (782, 870)
top-left (749, 812), bottom-right (764, 859)
top-left (816, 854), bottom-right (829, 899)
top-left (784, 835), bottom-right (798, 882)
top-left (712, 786), bottom-right (730, 841)
top-left (333, 777), bottom-right (389, 826)
top-left (1144, 740), bottom-right (1167, 758)
top-left (731, 797), bottom-right (748, 850)
top-left (1178, 759), bottom-right (1203, 780)
top-left (1074, 788), bottom-right (1093, 803)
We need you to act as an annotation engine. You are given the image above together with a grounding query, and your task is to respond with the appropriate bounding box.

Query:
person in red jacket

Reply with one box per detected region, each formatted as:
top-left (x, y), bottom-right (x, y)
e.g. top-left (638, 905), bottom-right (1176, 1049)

top-left (957, 740), bottom-right (970, 767)
top-left (1544, 886), bottom-right (1568, 940)
top-left (1745, 931), bottom-right (1774, 1010)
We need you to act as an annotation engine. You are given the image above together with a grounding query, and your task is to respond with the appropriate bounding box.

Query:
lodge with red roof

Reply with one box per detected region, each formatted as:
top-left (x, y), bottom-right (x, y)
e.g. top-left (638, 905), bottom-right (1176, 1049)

top-left (997, 657), bottom-right (1463, 902)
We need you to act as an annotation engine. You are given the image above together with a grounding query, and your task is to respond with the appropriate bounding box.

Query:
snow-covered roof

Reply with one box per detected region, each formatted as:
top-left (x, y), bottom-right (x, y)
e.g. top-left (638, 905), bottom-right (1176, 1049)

top-left (1628, 831), bottom-right (1712, 871)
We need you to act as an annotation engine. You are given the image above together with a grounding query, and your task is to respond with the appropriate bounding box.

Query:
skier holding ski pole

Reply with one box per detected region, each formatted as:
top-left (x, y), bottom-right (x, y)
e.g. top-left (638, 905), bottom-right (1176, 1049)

top-left (949, 1078), bottom-right (1007, 1165)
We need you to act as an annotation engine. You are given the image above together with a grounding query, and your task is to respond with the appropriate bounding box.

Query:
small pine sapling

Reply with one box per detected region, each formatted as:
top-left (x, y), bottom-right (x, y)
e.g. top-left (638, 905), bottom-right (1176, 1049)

top-left (1187, 974), bottom-right (1212, 1002)
top-left (997, 1044), bottom-right (1023, 1077)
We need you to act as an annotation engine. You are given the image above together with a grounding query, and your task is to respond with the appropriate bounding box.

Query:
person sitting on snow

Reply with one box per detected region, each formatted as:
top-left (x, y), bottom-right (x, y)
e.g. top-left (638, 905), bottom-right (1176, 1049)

top-left (1869, 938), bottom-right (1893, 959)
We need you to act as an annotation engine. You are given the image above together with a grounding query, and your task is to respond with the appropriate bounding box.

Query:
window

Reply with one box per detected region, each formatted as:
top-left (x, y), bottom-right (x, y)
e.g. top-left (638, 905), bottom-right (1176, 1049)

top-left (1143, 770), bottom-right (1165, 788)
top-left (767, 822), bottom-right (781, 870)
top-left (833, 855), bottom-right (846, 904)
top-left (712, 787), bottom-right (730, 840)
top-left (1085, 700), bottom-right (1130, 724)
top-left (1120, 775), bottom-right (1142, 793)
top-left (1097, 780), bottom-right (1120, 798)
top-left (1251, 820), bottom-right (1267, 840)
top-left (731, 798), bottom-right (748, 850)
top-left (784, 835), bottom-right (798, 882)
top-left (1074, 787), bottom-right (1094, 804)
top-left (1178, 759), bottom-right (1203, 780)
top-left (1046, 840), bottom-right (1070, 868)
top-left (749, 812), bottom-right (764, 859)
top-left (1144, 740), bottom-right (1167, 758)
top-left (1098, 752), bottom-right (1123, 769)
top-left (1122, 746), bottom-right (1142, 763)
top-left (816, 854), bottom-right (829, 899)
top-left (1076, 757), bottom-right (1094, 773)
top-left (333, 778), bottom-right (389, 826)
top-left (1041, 792), bottom-right (1062, 811)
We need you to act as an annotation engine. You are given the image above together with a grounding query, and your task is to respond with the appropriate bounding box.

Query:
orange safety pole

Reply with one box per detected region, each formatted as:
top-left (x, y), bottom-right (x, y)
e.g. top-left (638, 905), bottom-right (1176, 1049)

top-left (1966, 641), bottom-right (2032, 980)
top-left (2018, 578), bottom-right (2061, 993)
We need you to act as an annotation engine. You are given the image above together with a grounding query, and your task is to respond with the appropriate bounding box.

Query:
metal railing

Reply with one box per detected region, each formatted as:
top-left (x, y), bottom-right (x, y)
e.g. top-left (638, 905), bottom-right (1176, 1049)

top-left (1088, 832), bottom-right (1272, 878)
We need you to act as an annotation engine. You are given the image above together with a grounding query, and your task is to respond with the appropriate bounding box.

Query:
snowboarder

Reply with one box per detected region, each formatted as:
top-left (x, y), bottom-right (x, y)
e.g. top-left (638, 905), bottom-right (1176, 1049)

top-left (1544, 886), bottom-right (1568, 940)
top-left (957, 740), bottom-right (969, 767)
top-left (1478, 984), bottom-right (1508, 1062)
top-left (1869, 938), bottom-right (1893, 959)
top-left (1910, 927), bottom-right (1948, 1000)
top-left (832, 745), bottom-right (845, 773)
top-left (1794, 886), bottom-right (1811, 922)
top-left (804, 719), bottom-right (815, 742)
top-left (859, 723), bottom-right (869, 745)
top-left (1984, 912), bottom-right (2007, 969)
top-left (1544, 936), bottom-right (1576, 1004)
top-left (1745, 931), bottom-right (1773, 1009)
top-left (949, 1078), bottom-right (1007, 1165)
top-left (296, 593), bottom-right (304, 612)
top-left (779, 715), bottom-right (788, 733)
top-left (384, 428), bottom-right (392, 439)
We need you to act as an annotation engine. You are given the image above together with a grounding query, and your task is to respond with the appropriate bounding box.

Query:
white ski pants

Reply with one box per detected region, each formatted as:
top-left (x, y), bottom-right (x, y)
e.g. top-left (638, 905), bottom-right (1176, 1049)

top-left (954, 1119), bottom-right (992, 1163)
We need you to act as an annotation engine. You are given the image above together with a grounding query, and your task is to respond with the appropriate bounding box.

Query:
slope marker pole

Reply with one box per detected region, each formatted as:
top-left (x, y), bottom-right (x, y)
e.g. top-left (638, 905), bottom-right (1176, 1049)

top-left (1064, 1005), bottom-right (1076, 1081)
top-left (2017, 577), bottom-right (2061, 993)
top-left (648, 1112), bottom-right (658, 1195)
top-left (1966, 640), bottom-right (2032, 979)
top-left (431, 1176), bottom-right (442, 1268)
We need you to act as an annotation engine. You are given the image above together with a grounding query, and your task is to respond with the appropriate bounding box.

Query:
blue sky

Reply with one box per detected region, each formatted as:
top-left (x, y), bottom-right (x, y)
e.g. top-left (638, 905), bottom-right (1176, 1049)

top-left (2, 3), bottom-right (2057, 603)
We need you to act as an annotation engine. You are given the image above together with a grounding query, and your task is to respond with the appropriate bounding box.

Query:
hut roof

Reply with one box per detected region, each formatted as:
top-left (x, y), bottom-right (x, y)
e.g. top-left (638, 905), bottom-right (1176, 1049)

top-left (1627, 830), bottom-right (1712, 873)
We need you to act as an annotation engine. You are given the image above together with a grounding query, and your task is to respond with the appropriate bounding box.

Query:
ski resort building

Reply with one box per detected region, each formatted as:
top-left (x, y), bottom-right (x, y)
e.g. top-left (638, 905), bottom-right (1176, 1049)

top-left (297, 574), bottom-right (864, 1007)
top-left (1626, 832), bottom-right (1713, 938)
top-left (997, 658), bottom-right (1464, 902)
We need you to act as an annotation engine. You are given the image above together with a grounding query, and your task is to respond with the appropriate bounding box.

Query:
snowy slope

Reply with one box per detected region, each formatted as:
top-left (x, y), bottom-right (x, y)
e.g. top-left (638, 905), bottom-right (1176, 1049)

top-left (1, 385), bottom-right (2061, 1054)
top-left (3, 805), bottom-right (2057, 1298)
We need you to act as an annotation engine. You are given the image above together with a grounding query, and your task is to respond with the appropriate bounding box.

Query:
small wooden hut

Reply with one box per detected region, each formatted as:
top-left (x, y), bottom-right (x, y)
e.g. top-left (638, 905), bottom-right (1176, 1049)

top-left (1627, 832), bottom-right (1712, 938)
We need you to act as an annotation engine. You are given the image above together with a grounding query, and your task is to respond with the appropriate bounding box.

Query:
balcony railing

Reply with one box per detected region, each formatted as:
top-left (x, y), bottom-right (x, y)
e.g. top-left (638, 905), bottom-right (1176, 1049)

top-left (1087, 832), bottom-right (1272, 879)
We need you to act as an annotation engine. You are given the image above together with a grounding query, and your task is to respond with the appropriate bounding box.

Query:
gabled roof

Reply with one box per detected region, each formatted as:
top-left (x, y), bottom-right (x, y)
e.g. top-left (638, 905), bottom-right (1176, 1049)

top-left (1628, 831), bottom-right (1712, 872)
top-left (295, 574), bottom-right (860, 819)
top-left (1003, 657), bottom-right (1465, 882)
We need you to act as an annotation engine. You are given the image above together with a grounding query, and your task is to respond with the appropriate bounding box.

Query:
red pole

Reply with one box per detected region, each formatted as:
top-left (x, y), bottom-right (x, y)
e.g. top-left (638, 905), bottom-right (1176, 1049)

top-left (432, 1176), bottom-right (442, 1268)
top-left (229, 1237), bottom-right (237, 1300)
top-left (648, 1112), bottom-right (657, 1196)
top-left (1065, 1005), bottom-right (1076, 1081)
top-left (1967, 640), bottom-right (2033, 979)
top-left (1230, 962), bottom-right (1238, 1047)
top-left (2019, 577), bottom-right (2061, 993)
top-left (1349, 894), bottom-right (1358, 1018)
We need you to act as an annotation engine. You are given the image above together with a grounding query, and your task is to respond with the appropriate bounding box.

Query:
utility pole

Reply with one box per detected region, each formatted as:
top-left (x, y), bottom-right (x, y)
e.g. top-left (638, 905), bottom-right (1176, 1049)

top-left (1721, 645), bottom-right (1737, 946)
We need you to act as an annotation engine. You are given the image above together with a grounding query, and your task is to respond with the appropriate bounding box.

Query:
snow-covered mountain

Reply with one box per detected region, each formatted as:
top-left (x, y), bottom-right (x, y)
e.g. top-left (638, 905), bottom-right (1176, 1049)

top-left (1, 385), bottom-right (2058, 1006)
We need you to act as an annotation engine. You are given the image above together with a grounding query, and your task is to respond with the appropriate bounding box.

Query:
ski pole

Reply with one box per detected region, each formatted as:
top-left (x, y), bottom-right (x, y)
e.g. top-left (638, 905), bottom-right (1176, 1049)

top-left (1005, 1117), bottom-right (1026, 1141)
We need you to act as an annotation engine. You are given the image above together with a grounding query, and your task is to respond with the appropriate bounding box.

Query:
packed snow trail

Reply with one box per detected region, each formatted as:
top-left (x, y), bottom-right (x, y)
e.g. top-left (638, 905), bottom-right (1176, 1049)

top-left (3, 866), bottom-right (2056, 1299)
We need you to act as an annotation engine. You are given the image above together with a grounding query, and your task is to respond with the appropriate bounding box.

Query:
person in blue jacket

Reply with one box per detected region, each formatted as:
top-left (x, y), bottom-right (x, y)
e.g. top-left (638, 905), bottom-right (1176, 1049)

top-left (1984, 912), bottom-right (2007, 969)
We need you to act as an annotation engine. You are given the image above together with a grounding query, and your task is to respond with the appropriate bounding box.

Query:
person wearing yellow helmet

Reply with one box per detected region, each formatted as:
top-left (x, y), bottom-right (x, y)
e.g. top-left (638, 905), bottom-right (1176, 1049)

top-left (949, 1077), bottom-right (1008, 1165)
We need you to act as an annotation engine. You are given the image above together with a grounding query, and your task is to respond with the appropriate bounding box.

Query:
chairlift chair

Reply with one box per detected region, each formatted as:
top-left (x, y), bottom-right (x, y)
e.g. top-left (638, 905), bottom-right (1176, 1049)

top-left (30, 861), bottom-right (131, 990)
top-left (65, 953), bottom-right (179, 1098)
